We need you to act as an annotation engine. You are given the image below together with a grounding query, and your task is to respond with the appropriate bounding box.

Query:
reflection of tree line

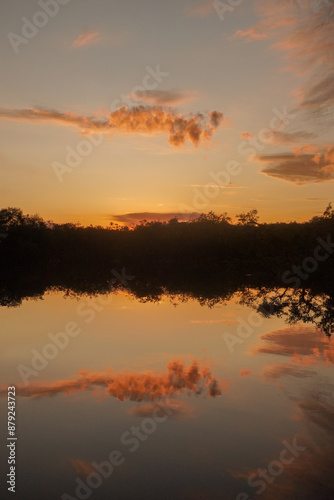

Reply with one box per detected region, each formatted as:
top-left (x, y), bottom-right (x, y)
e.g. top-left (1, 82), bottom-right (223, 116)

top-left (0, 206), bottom-right (333, 334)
top-left (238, 287), bottom-right (334, 337)
top-left (0, 270), bottom-right (333, 336)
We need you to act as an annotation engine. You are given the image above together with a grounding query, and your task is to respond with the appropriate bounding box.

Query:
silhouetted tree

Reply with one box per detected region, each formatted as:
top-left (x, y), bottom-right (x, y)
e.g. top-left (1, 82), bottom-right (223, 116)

top-left (236, 209), bottom-right (259, 226)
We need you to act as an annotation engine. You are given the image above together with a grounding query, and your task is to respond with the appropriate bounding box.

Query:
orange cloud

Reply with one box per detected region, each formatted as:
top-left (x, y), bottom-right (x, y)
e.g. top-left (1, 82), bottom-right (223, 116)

top-left (241, 131), bottom-right (253, 140)
top-left (292, 144), bottom-right (319, 155)
top-left (0, 106), bottom-right (225, 148)
top-left (232, 28), bottom-right (268, 41)
top-left (73, 30), bottom-right (100, 48)
top-left (239, 369), bottom-right (252, 377)
top-left (1, 360), bottom-right (224, 401)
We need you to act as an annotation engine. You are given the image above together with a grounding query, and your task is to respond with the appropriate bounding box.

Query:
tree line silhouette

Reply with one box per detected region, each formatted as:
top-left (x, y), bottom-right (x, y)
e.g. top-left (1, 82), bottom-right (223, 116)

top-left (0, 205), bottom-right (333, 334)
top-left (0, 205), bottom-right (333, 278)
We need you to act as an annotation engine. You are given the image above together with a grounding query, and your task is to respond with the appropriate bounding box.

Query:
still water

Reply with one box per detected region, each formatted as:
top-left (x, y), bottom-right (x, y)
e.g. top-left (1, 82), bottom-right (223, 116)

top-left (0, 290), bottom-right (333, 500)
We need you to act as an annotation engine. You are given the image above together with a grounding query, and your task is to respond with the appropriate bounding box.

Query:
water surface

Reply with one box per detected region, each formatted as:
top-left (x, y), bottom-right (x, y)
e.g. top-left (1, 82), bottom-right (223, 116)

top-left (0, 289), bottom-right (333, 500)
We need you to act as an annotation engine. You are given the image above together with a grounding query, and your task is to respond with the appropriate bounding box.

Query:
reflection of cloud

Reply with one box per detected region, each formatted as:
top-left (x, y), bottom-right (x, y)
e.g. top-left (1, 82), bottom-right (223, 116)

top-left (247, 321), bottom-right (334, 498)
top-left (4, 361), bottom-right (224, 401)
top-left (263, 389), bottom-right (334, 499)
top-left (110, 212), bottom-right (200, 225)
top-left (255, 325), bottom-right (333, 381)
top-left (70, 458), bottom-right (95, 476)
top-left (296, 386), bottom-right (334, 434)
top-left (239, 369), bottom-right (252, 377)
top-left (0, 106), bottom-right (225, 148)
top-left (258, 147), bottom-right (334, 184)
top-left (231, 434), bottom-right (334, 500)
top-left (262, 362), bottom-right (316, 381)
top-left (129, 89), bottom-right (197, 106)
top-left (127, 400), bottom-right (195, 419)
top-left (191, 318), bottom-right (239, 325)
top-left (254, 325), bottom-right (334, 363)
top-left (73, 30), bottom-right (100, 47)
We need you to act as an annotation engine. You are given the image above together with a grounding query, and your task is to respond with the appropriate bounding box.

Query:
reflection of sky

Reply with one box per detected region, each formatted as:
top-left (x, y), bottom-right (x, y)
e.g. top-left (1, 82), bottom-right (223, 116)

top-left (0, 292), bottom-right (333, 499)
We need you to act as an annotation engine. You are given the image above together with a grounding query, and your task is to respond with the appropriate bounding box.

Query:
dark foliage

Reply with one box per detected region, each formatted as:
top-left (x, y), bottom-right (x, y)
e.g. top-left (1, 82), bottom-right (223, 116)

top-left (0, 206), bottom-right (334, 334)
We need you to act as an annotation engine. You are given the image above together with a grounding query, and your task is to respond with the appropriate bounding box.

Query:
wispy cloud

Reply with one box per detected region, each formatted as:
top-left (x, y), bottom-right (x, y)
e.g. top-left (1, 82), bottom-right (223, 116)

top-left (127, 400), bottom-right (195, 419)
top-left (129, 89), bottom-right (198, 106)
top-left (111, 212), bottom-right (200, 225)
top-left (231, 0), bottom-right (334, 140)
top-left (268, 130), bottom-right (315, 145)
top-left (258, 146), bottom-right (334, 184)
top-left (262, 362), bottom-right (316, 381)
top-left (73, 29), bottom-right (101, 48)
top-left (0, 106), bottom-right (225, 148)
top-left (231, 27), bottom-right (269, 41)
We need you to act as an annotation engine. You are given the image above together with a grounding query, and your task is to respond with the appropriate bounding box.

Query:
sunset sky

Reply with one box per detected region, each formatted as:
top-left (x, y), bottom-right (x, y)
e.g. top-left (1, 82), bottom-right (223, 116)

top-left (0, 0), bottom-right (333, 226)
